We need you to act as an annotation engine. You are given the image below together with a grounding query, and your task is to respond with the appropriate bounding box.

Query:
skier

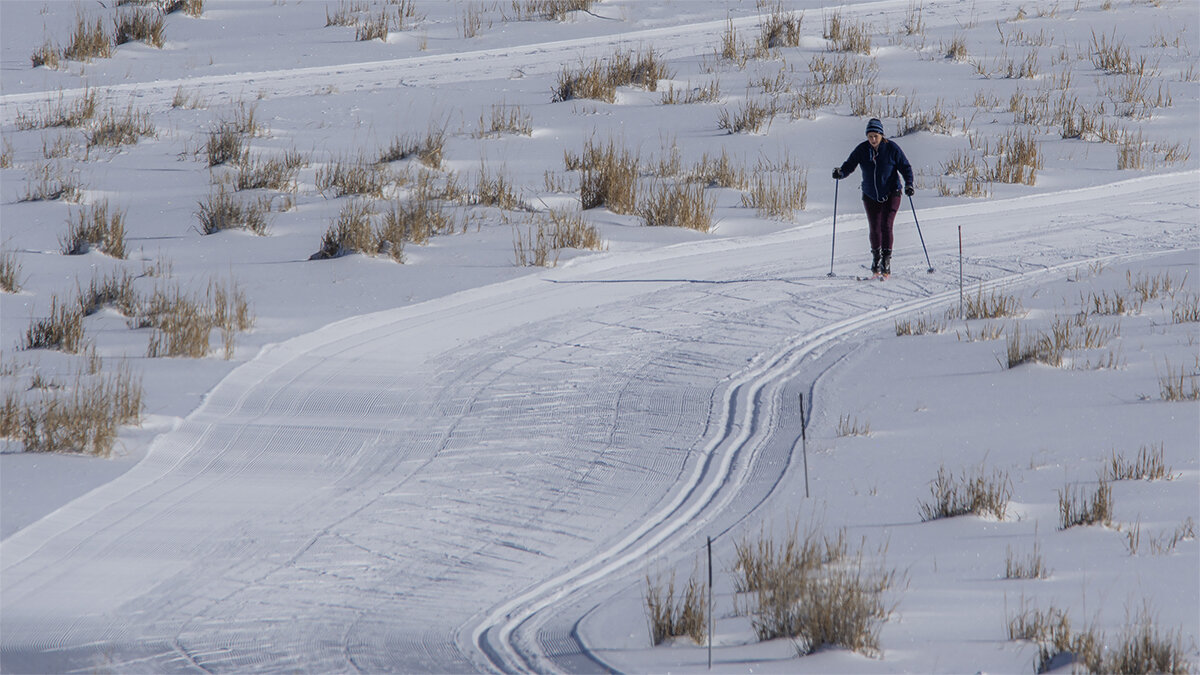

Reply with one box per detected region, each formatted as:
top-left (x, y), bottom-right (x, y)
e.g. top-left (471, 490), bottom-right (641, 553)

top-left (832, 118), bottom-right (915, 278)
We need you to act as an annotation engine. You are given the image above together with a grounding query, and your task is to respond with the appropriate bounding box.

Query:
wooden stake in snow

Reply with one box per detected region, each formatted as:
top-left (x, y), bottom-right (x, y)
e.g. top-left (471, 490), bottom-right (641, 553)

top-left (707, 535), bottom-right (713, 670)
top-left (959, 226), bottom-right (964, 320)
top-left (799, 392), bottom-right (810, 499)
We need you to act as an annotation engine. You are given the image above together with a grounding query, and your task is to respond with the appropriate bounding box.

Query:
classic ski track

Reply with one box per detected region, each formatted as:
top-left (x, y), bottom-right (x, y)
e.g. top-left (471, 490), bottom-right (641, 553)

top-left (482, 258), bottom-right (1183, 674)
top-left (475, 174), bottom-right (1199, 673)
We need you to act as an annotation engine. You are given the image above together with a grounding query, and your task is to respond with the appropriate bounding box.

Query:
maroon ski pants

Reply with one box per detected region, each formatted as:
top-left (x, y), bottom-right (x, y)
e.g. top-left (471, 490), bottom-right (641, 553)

top-left (863, 192), bottom-right (901, 250)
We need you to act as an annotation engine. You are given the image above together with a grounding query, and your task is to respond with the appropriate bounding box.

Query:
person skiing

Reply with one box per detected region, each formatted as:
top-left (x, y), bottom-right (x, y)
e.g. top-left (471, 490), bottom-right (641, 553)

top-left (832, 118), bottom-right (915, 278)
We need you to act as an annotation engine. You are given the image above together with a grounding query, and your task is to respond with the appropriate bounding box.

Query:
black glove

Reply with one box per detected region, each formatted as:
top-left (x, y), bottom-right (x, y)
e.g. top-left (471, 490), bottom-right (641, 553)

top-left (832, 168), bottom-right (843, 180)
top-left (904, 184), bottom-right (915, 196)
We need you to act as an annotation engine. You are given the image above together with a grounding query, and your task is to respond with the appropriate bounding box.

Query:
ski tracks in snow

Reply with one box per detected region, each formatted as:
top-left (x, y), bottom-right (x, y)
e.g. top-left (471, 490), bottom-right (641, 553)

top-left (1, 171), bottom-right (1195, 673)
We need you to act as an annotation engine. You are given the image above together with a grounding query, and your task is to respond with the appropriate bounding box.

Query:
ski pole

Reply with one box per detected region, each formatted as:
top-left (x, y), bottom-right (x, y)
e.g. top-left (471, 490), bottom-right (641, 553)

top-left (908, 193), bottom-right (934, 274)
top-left (828, 179), bottom-right (839, 277)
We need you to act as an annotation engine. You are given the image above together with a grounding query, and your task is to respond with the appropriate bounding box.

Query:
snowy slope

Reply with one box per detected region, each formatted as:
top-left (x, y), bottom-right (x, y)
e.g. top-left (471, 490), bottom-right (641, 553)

top-left (1, 0), bottom-right (1197, 672)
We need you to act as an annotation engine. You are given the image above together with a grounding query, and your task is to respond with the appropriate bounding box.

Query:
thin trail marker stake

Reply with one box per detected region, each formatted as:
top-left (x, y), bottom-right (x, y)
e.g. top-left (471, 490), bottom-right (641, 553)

top-left (707, 536), bottom-right (713, 670)
top-left (908, 194), bottom-right (934, 273)
top-left (828, 179), bottom-right (839, 277)
top-left (799, 393), bottom-right (810, 499)
top-left (958, 226), bottom-right (964, 320)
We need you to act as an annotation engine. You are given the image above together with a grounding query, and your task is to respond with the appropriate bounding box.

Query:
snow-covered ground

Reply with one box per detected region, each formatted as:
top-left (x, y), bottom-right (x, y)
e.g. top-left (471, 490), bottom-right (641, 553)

top-left (1, 0), bottom-right (1197, 672)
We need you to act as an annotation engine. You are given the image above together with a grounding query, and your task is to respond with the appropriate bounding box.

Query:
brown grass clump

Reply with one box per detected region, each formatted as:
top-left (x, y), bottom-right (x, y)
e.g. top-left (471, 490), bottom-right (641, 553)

top-left (824, 11), bottom-right (872, 54)
top-left (919, 463), bottom-right (1012, 521)
top-left (640, 180), bottom-right (714, 232)
top-left (60, 13), bottom-right (114, 62)
top-left (5, 362), bottom-right (143, 457)
top-left (552, 48), bottom-right (673, 103)
top-left (1058, 481), bottom-right (1113, 529)
top-left (962, 286), bottom-right (1022, 319)
top-left (570, 137), bottom-right (640, 213)
top-left (142, 279), bottom-right (253, 359)
top-left (234, 151), bottom-right (306, 192)
top-left (316, 156), bottom-right (398, 198)
top-left (87, 106), bottom-right (155, 148)
top-left (476, 102), bottom-right (533, 137)
top-left (31, 42), bottom-right (61, 69)
top-left (378, 124), bottom-right (447, 169)
top-left (509, 0), bottom-right (597, 22)
top-left (756, 2), bottom-right (804, 55)
top-left (77, 269), bottom-right (139, 317)
top-left (15, 90), bottom-right (98, 130)
top-left (1005, 540), bottom-right (1051, 580)
top-left (114, 8), bottom-right (165, 48)
top-left (735, 522), bottom-right (895, 657)
top-left (196, 185), bottom-right (272, 236)
top-left (718, 98), bottom-right (778, 134)
top-left (24, 295), bottom-right (86, 353)
top-left (1104, 443), bottom-right (1171, 481)
top-left (314, 200), bottom-right (377, 259)
top-left (645, 569), bottom-right (708, 646)
top-left (61, 201), bottom-right (128, 258)
top-left (1, 248), bottom-right (23, 293)
top-left (1158, 360), bottom-right (1200, 401)
top-left (742, 169), bottom-right (807, 218)
top-left (513, 209), bottom-right (604, 267)
top-left (21, 162), bottom-right (84, 203)
top-left (660, 79), bottom-right (722, 105)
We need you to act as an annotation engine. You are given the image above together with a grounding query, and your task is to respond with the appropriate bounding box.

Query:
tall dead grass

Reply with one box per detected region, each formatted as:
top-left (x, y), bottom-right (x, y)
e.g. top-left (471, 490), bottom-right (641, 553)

top-left (735, 521), bottom-right (895, 657)
top-left (60, 201), bottom-right (127, 259)
top-left (2, 361), bottom-right (143, 457)
top-left (918, 463), bottom-right (1012, 521)
top-left (645, 568), bottom-right (708, 645)
top-left (552, 48), bottom-right (673, 102)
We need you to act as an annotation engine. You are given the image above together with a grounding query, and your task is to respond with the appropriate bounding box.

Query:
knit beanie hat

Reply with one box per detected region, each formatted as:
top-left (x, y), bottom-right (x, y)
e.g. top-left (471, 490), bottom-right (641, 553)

top-left (866, 118), bottom-right (885, 136)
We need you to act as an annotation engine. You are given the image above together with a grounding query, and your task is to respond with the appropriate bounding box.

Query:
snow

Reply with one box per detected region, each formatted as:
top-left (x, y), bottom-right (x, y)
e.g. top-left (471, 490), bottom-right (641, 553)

top-left (1, 0), bottom-right (1197, 672)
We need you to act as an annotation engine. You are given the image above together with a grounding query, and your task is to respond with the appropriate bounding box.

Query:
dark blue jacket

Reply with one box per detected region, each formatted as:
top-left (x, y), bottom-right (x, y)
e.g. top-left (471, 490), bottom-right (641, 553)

top-left (839, 139), bottom-right (914, 202)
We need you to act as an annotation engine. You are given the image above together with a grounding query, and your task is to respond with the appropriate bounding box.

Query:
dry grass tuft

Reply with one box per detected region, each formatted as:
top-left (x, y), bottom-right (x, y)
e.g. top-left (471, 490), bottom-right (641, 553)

top-left (645, 569), bottom-right (708, 646)
top-left (661, 79), bottom-right (722, 105)
top-left (316, 155), bottom-right (399, 198)
top-left (824, 11), bottom-right (872, 54)
top-left (509, 0), bottom-right (597, 22)
top-left (570, 137), bottom-right (641, 213)
top-left (77, 269), bottom-right (139, 318)
top-left (3, 361), bottom-right (143, 457)
top-left (115, 8), bottom-right (165, 48)
top-left (476, 102), bottom-right (533, 137)
top-left (895, 313), bottom-right (946, 336)
top-left (1005, 539), bottom-right (1051, 580)
top-left (1, 248), bottom-right (23, 293)
top-left (742, 169), bottom-right (807, 218)
top-left (60, 13), bottom-right (114, 62)
top-left (314, 200), bottom-right (377, 259)
top-left (718, 98), bottom-right (778, 134)
top-left (21, 162), bottom-right (84, 203)
top-left (640, 180), bottom-right (714, 232)
top-left (735, 521), bottom-right (895, 657)
top-left (963, 286), bottom-right (1023, 319)
top-left (1104, 443), bottom-right (1171, 481)
top-left (1157, 360), bottom-right (1200, 401)
top-left (836, 414), bottom-right (870, 437)
top-left (61, 200), bottom-right (127, 258)
top-left (379, 124), bottom-right (448, 169)
top-left (142, 279), bottom-right (253, 359)
top-left (919, 463), bottom-right (1012, 521)
top-left (552, 48), bottom-right (673, 103)
top-left (24, 295), bottom-right (86, 353)
top-left (1058, 481), bottom-right (1113, 530)
top-left (196, 185), bottom-right (272, 235)
top-left (687, 149), bottom-right (747, 189)
top-left (87, 106), bottom-right (155, 148)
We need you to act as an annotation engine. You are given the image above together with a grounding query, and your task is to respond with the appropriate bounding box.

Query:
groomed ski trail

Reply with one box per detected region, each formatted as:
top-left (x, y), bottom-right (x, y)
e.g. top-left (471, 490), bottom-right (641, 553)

top-left (1, 172), bottom-right (1194, 673)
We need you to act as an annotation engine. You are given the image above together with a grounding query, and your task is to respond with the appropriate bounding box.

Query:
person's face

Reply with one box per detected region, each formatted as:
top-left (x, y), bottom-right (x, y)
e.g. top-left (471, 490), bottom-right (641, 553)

top-left (866, 131), bottom-right (882, 148)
